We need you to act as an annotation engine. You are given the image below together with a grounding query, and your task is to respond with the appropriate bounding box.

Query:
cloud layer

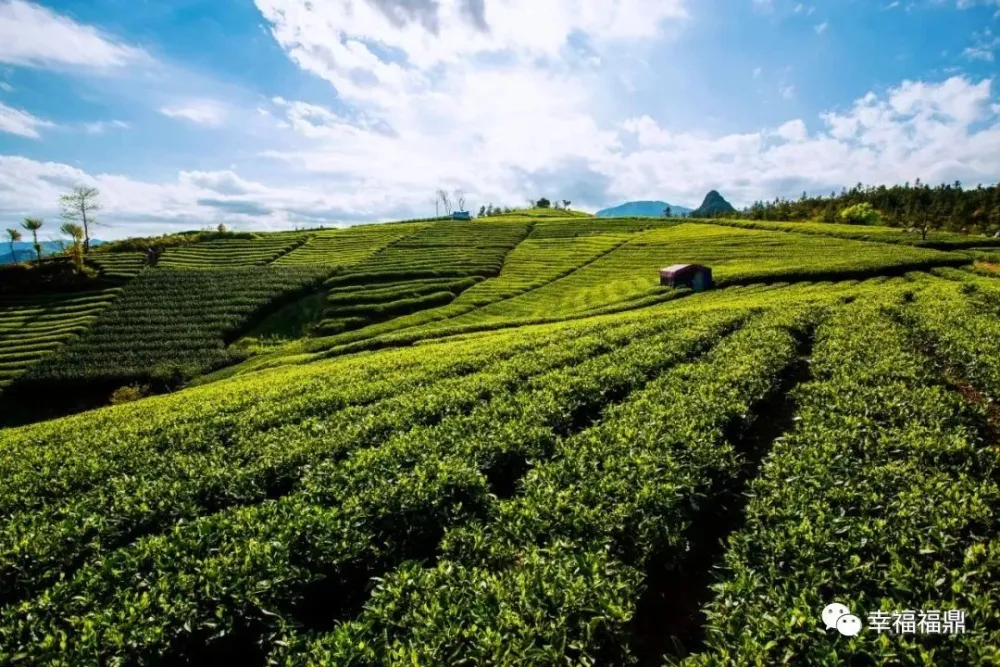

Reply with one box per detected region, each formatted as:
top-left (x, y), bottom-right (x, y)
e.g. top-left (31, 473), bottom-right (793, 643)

top-left (1, 74), bottom-right (996, 238)
top-left (0, 0), bottom-right (997, 237)
top-left (0, 101), bottom-right (53, 138)
top-left (0, 0), bottom-right (147, 70)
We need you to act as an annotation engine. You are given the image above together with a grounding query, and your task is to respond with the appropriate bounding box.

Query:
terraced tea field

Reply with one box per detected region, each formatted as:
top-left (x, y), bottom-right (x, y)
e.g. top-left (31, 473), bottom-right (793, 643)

top-left (0, 288), bottom-right (122, 389)
top-left (315, 220), bottom-right (530, 335)
top-left (157, 235), bottom-right (308, 268)
top-left (697, 217), bottom-right (1000, 250)
top-left (274, 224), bottom-right (422, 267)
top-left (88, 251), bottom-right (148, 279)
top-left (0, 214), bottom-right (997, 665)
top-left (0, 266), bottom-right (329, 424)
top-left (302, 222), bottom-right (966, 350)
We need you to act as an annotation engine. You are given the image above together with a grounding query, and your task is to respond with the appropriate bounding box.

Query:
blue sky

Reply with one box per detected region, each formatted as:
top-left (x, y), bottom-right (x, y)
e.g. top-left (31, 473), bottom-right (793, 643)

top-left (0, 0), bottom-right (998, 239)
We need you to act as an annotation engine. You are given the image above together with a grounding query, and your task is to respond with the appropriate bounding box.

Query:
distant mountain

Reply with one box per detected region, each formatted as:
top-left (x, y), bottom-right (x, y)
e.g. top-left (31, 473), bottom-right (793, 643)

top-left (0, 240), bottom-right (105, 266)
top-left (690, 190), bottom-right (736, 217)
top-left (596, 200), bottom-right (693, 218)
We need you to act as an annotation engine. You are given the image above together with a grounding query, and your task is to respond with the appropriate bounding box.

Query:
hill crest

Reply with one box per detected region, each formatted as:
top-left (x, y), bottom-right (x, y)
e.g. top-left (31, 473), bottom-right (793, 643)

top-left (691, 190), bottom-right (736, 217)
top-left (596, 201), bottom-right (693, 218)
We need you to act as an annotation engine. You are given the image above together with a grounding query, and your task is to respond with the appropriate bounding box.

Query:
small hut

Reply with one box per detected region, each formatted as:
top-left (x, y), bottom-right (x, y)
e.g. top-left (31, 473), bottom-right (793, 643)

top-left (452, 211), bottom-right (472, 221)
top-left (660, 264), bottom-right (713, 291)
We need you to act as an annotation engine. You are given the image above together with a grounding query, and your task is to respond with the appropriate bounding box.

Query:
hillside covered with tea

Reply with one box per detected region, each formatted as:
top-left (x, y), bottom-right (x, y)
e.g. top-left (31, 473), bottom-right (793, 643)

top-left (1, 210), bottom-right (999, 665)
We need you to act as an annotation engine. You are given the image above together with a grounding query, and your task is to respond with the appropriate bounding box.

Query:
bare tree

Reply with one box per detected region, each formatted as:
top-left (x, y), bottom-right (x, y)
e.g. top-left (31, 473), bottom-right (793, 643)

top-left (434, 196), bottom-right (440, 217)
top-left (454, 189), bottom-right (466, 213)
top-left (437, 189), bottom-right (452, 215)
top-left (563, 200), bottom-right (571, 209)
top-left (60, 185), bottom-right (101, 254)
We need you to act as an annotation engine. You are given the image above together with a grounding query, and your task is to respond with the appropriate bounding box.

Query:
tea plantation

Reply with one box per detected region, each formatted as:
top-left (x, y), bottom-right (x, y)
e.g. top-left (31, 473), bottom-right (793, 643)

top-left (0, 212), bottom-right (998, 665)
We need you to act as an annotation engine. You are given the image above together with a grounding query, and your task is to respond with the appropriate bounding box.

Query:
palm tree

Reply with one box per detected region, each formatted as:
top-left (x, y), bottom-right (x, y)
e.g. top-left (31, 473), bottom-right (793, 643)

top-left (60, 222), bottom-right (85, 272)
top-left (21, 217), bottom-right (44, 265)
top-left (5, 228), bottom-right (21, 265)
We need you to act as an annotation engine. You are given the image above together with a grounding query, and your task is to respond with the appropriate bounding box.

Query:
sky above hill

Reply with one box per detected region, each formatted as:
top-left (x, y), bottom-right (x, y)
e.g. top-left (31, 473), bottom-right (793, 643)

top-left (0, 0), bottom-right (998, 239)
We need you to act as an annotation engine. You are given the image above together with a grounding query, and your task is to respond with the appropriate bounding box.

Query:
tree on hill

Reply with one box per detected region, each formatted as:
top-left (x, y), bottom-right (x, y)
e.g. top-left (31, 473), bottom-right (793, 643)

top-left (60, 222), bottom-right (85, 273)
top-left (478, 205), bottom-right (486, 218)
top-left (60, 185), bottom-right (101, 254)
top-left (713, 180), bottom-right (1000, 236)
top-left (217, 223), bottom-right (228, 233)
top-left (5, 228), bottom-right (21, 264)
top-left (454, 190), bottom-right (466, 212)
top-left (21, 217), bottom-right (44, 265)
top-left (562, 200), bottom-right (571, 209)
top-left (536, 197), bottom-right (551, 208)
top-left (907, 184), bottom-right (937, 240)
top-left (664, 206), bottom-right (672, 218)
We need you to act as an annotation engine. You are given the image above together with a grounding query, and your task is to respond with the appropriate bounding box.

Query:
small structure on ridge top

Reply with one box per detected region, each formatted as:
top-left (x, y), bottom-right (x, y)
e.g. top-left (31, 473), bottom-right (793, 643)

top-left (659, 264), bottom-right (714, 291)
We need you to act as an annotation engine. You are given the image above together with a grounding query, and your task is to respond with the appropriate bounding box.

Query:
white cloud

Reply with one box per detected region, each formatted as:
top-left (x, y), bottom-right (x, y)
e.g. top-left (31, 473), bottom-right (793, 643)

top-left (815, 21), bottom-right (829, 34)
top-left (255, 0), bottom-right (688, 112)
top-left (83, 119), bottom-right (129, 134)
top-left (159, 101), bottom-right (227, 126)
top-left (178, 170), bottom-right (264, 196)
top-left (615, 76), bottom-right (1000, 207)
top-left (0, 158), bottom-right (401, 236)
top-left (753, 67), bottom-right (762, 78)
top-left (0, 101), bottom-right (53, 137)
top-left (0, 77), bottom-right (998, 232)
top-left (775, 119), bottom-right (808, 142)
top-left (2, 2), bottom-right (999, 233)
top-left (249, 0), bottom-right (683, 210)
top-left (753, 0), bottom-right (774, 12)
top-left (0, 81), bottom-right (12, 92)
top-left (954, 0), bottom-right (1000, 8)
top-left (0, 0), bottom-right (148, 70)
top-left (963, 28), bottom-right (999, 62)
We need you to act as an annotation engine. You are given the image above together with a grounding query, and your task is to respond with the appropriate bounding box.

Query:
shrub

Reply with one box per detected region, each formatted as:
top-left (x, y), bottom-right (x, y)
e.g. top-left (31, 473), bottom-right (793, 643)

top-left (109, 384), bottom-right (150, 405)
top-left (838, 202), bottom-right (882, 226)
